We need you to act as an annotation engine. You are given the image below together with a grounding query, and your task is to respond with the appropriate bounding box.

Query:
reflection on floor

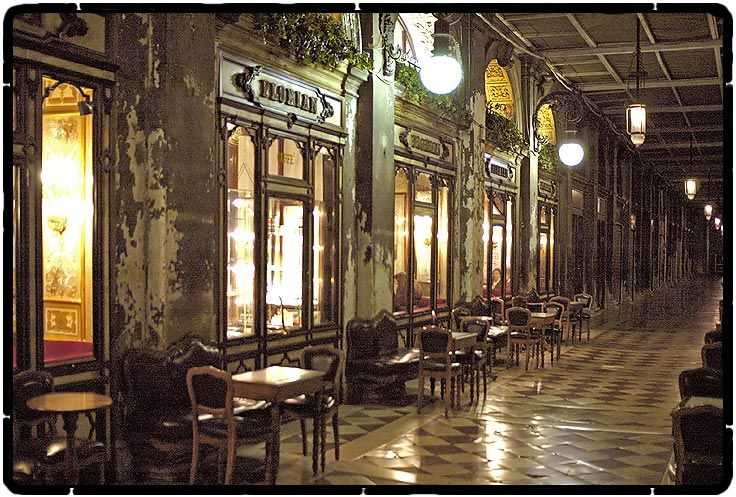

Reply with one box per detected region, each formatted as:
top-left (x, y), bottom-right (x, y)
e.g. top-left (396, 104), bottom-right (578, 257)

top-left (241, 281), bottom-right (720, 486)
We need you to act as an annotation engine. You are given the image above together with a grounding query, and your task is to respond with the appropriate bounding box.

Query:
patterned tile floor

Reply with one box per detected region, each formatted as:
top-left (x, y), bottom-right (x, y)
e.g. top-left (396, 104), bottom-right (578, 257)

top-left (239, 279), bottom-right (721, 486)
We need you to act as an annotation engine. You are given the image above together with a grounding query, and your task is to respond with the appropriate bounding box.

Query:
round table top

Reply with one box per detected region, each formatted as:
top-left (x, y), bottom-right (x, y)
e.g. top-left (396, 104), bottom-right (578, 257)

top-left (27, 392), bottom-right (112, 413)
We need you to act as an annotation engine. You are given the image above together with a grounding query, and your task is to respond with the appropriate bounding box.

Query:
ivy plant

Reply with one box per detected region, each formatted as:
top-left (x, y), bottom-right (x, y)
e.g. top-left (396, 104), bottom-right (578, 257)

top-left (486, 103), bottom-right (527, 156)
top-left (538, 141), bottom-right (558, 174)
top-left (394, 62), bottom-right (463, 120)
top-left (254, 13), bottom-right (372, 72)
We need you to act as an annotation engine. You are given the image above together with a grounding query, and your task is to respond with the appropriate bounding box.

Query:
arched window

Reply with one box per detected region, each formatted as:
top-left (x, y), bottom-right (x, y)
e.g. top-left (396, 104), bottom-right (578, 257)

top-left (536, 104), bottom-right (556, 145)
top-left (394, 16), bottom-right (417, 62)
top-left (485, 59), bottom-right (514, 119)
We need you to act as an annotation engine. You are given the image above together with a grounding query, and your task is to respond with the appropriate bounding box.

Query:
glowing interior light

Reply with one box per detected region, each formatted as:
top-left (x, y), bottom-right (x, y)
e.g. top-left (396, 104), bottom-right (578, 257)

top-left (714, 217), bottom-right (721, 228)
top-left (705, 204), bottom-right (713, 220)
top-left (232, 198), bottom-right (249, 209)
top-left (482, 222), bottom-right (490, 243)
top-left (626, 103), bottom-right (647, 147)
top-left (684, 179), bottom-right (697, 200)
top-left (228, 227), bottom-right (255, 242)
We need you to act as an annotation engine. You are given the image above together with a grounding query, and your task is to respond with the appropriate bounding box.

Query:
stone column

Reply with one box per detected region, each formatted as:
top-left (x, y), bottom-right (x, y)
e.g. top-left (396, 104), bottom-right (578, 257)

top-left (518, 57), bottom-right (538, 292)
top-left (353, 13), bottom-right (397, 318)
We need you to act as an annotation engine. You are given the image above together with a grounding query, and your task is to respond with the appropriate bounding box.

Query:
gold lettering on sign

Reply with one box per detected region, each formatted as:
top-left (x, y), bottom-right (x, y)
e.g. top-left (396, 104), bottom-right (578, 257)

top-left (408, 134), bottom-right (441, 156)
top-left (259, 80), bottom-right (319, 115)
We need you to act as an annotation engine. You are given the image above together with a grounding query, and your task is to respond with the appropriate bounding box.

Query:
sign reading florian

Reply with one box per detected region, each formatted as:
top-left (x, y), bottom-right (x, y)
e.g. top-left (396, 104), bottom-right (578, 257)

top-left (395, 125), bottom-right (452, 163)
top-left (221, 54), bottom-right (340, 127)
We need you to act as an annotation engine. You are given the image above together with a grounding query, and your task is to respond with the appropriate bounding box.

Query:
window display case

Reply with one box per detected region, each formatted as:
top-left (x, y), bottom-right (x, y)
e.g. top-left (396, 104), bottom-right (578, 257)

top-left (223, 124), bottom-right (341, 347)
top-left (483, 191), bottom-right (514, 299)
top-left (392, 164), bottom-right (452, 316)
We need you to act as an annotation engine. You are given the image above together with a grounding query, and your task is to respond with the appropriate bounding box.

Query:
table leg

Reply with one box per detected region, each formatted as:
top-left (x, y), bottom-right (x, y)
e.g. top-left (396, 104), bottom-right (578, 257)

top-left (266, 404), bottom-right (281, 485)
top-left (315, 387), bottom-right (325, 474)
top-left (62, 412), bottom-right (80, 485)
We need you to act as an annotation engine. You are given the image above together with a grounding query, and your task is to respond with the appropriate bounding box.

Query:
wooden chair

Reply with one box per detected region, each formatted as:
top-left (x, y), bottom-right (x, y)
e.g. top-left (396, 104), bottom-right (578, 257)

top-left (417, 325), bottom-right (462, 417)
top-left (186, 366), bottom-right (272, 484)
top-left (511, 295), bottom-right (527, 308)
top-left (573, 293), bottom-right (593, 341)
top-left (701, 343), bottom-right (722, 372)
top-left (490, 297), bottom-right (505, 324)
top-left (671, 404), bottom-right (723, 485)
top-left (506, 307), bottom-right (538, 371)
top-left (283, 346), bottom-right (343, 474)
top-left (450, 306), bottom-right (472, 331)
top-left (12, 371), bottom-right (106, 484)
top-left (549, 296), bottom-right (572, 343)
top-left (455, 318), bottom-right (490, 402)
top-left (544, 301), bottom-right (565, 363)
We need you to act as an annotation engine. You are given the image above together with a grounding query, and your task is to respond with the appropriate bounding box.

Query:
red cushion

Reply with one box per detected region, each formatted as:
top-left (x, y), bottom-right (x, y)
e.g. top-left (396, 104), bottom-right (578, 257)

top-left (43, 340), bottom-right (94, 364)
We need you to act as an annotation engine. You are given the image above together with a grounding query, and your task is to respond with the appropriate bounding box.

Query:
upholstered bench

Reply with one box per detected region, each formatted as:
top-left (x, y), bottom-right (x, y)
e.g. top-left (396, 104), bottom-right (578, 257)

top-left (345, 311), bottom-right (420, 404)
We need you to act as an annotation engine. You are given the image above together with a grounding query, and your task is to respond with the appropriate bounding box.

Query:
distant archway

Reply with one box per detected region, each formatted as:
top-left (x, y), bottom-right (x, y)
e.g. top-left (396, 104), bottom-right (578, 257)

top-left (536, 104), bottom-right (556, 145)
top-left (485, 59), bottom-right (514, 119)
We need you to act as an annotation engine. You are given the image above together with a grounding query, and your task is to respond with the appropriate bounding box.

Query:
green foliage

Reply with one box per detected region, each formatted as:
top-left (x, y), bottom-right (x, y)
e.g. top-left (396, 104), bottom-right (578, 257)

top-left (254, 13), bottom-right (372, 71)
top-left (394, 62), bottom-right (463, 120)
top-left (538, 141), bottom-right (558, 174)
top-left (486, 103), bottom-right (527, 156)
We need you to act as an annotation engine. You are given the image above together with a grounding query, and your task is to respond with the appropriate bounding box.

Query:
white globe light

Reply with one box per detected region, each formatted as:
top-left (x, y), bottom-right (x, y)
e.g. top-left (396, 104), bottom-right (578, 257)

top-left (420, 55), bottom-right (462, 95)
top-left (558, 142), bottom-right (584, 167)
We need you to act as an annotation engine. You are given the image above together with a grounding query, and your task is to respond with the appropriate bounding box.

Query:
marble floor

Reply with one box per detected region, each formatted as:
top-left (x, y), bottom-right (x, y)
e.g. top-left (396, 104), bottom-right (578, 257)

top-left (237, 279), bottom-right (721, 487)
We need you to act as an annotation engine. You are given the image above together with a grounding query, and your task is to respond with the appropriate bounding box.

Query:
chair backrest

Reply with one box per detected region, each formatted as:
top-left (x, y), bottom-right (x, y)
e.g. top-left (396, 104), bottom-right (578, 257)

top-left (303, 346), bottom-right (343, 394)
top-left (461, 318), bottom-right (489, 344)
top-left (419, 325), bottom-right (452, 364)
top-left (506, 306), bottom-right (531, 328)
top-left (186, 366), bottom-right (233, 419)
top-left (704, 330), bottom-right (722, 344)
top-left (574, 293), bottom-right (592, 309)
top-left (511, 296), bottom-right (527, 308)
top-left (671, 404), bottom-right (723, 461)
top-left (451, 306), bottom-right (472, 331)
top-left (13, 370), bottom-right (54, 422)
top-left (701, 343), bottom-right (722, 371)
top-left (549, 296), bottom-right (570, 310)
top-left (678, 368), bottom-right (722, 399)
top-left (490, 297), bottom-right (505, 320)
top-left (545, 301), bottom-right (564, 321)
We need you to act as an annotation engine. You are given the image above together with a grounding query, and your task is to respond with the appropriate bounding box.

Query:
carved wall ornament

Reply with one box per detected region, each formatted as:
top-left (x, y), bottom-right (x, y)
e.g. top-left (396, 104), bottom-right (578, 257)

top-left (58, 13), bottom-right (89, 38)
top-left (315, 89), bottom-right (334, 123)
top-left (379, 13), bottom-right (399, 77)
top-left (399, 128), bottom-right (410, 148)
top-left (233, 65), bottom-right (262, 102)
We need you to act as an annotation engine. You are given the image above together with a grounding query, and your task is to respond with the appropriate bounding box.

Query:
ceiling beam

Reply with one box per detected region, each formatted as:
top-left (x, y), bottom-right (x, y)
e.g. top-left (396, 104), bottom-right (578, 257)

top-left (603, 104), bottom-right (722, 114)
top-left (646, 155), bottom-right (722, 162)
top-left (502, 13), bottom-right (569, 22)
top-left (521, 32), bottom-right (579, 39)
top-left (653, 125), bottom-right (723, 133)
top-left (640, 141), bottom-right (722, 150)
top-left (565, 70), bottom-right (613, 77)
top-left (580, 77), bottom-right (722, 92)
top-left (707, 14), bottom-right (723, 101)
top-left (541, 38), bottom-right (723, 58)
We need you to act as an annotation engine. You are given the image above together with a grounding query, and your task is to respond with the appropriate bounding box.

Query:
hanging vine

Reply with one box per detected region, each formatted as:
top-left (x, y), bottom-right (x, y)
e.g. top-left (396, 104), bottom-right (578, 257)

top-left (538, 140), bottom-right (558, 174)
top-left (254, 13), bottom-right (372, 72)
top-left (486, 103), bottom-right (527, 156)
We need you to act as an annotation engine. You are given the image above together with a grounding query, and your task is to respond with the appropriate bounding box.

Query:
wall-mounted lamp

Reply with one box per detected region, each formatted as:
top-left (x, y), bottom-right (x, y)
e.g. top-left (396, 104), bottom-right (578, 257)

top-left (44, 80), bottom-right (94, 116)
top-left (629, 214), bottom-right (636, 231)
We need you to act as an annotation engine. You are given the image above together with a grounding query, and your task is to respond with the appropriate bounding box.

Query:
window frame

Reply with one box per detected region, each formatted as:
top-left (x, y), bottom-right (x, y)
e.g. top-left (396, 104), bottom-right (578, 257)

top-left (220, 117), bottom-right (342, 351)
top-left (484, 189), bottom-right (515, 300)
top-left (30, 70), bottom-right (107, 375)
top-left (537, 202), bottom-right (556, 296)
top-left (392, 161), bottom-right (453, 318)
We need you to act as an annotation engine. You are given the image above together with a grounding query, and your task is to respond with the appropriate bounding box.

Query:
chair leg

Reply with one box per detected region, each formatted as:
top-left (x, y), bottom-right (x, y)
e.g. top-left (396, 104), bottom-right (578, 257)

top-left (482, 364), bottom-right (487, 398)
top-left (99, 462), bottom-right (106, 484)
top-left (332, 411), bottom-right (340, 461)
top-left (444, 376), bottom-right (450, 418)
top-left (224, 431), bottom-right (237, 485)
top-left (321, 411), bottom-right (327, 473)
top-left (430, 377), bottom-right (436, 397)
top-left (190, 428), bottom-right (200, 484)
top-left (417, 375), bottom-right (425, 413)
top-left (300, 418), bottom-right (308, 456)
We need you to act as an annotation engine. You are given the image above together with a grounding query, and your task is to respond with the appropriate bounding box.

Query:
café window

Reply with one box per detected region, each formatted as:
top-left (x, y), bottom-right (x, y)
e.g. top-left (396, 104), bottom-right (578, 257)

top-left (40, 77), bottom-right (96, 365)
top-left (224, 125), bottom-right (340, 340)
top-left (538, 203), bottom-right (556, 295)
top-left (393, 165), bottom-right (452, 315)
top-left (483, 191), bottom-right (514, 299)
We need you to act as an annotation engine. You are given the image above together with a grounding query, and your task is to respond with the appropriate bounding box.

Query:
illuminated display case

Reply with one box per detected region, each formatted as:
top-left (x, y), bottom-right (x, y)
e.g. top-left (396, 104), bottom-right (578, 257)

top-left (224, 125), bottom-right (340, 345)
top-left (538, 203), bottom-right (556, 295)
top-left (483, 191), bottom-right (514, 300)
top-left (392, 164), bottom-right (452, 317)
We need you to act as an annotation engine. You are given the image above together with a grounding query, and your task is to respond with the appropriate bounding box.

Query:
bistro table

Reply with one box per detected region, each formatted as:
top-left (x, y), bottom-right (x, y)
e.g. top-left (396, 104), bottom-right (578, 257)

top-left (457, 315), bottom-right (509, 377)
top-left (232, 366), bottom-right (326, 484)
top-left (26, 391), bottom-right (112, 484)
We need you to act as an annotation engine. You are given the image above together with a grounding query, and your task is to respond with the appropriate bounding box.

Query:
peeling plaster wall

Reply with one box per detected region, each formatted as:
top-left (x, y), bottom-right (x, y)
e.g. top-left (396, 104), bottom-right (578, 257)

top-left (110, 13), bottom-right (218, 356)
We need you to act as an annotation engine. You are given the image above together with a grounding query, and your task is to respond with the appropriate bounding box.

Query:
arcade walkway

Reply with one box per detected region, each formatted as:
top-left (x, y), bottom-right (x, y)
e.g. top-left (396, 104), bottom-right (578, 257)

top-left (260, 279), bottom-right (721, 486)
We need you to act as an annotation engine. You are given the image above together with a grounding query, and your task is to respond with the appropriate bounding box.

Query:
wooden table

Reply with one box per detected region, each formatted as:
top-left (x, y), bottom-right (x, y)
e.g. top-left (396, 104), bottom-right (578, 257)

top-left (232, 366), bottom-right (325, 484)
top-left (530, 311), bottom-right (556, 328)
top-left (27, 392), bottom-right (112, 484)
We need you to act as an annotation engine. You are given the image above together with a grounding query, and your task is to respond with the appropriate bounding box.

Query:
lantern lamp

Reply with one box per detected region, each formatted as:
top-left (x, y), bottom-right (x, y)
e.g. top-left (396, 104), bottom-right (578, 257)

top-left (705, 204), bottom-right (713, 221)
top-left (626, 103), bottom-right (647, 147)
top-left (420, 18), bottom-right (462, 95)
top-left (714, 217), bottom-right (721, 228)
top-left (684, 179), bottom-right (697, 200)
